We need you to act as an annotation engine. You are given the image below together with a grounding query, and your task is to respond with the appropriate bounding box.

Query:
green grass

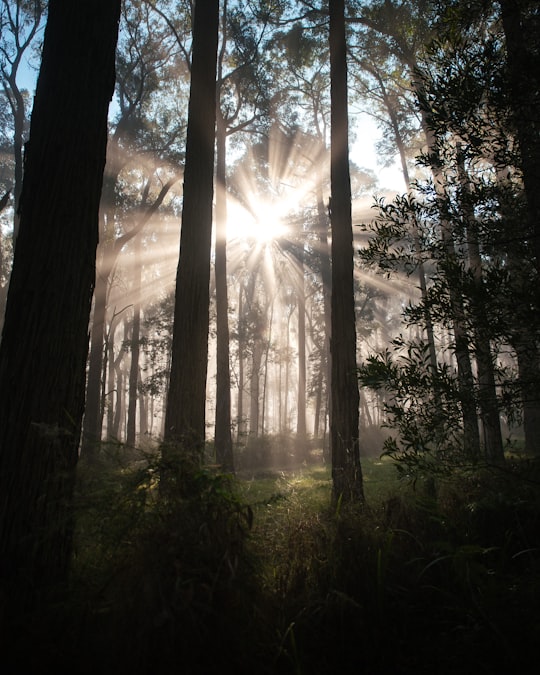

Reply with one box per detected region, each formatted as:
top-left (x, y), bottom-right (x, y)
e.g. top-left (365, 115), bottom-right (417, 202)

top-left (7, 451), bottom-right (540, 675)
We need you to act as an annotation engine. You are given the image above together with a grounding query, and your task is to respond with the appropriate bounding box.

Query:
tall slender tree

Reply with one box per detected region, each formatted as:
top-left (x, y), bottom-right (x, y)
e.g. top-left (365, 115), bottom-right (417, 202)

top-left (163, 0), bottom-right (219, 463)
top-left (500, 0), bottom-right (540, 275)
top-left (0, 0), bottom-right (121, 612)
top-left (329, 0), bottom-right (364, 502)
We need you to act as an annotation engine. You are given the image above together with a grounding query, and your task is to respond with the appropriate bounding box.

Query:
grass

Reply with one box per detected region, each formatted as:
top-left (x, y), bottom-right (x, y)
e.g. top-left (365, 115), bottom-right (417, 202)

top-left (6, 450), bottom-right (540, 675)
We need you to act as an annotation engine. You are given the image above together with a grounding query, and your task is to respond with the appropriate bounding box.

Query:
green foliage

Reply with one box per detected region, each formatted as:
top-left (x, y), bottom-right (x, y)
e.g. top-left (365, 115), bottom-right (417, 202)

top-left (252, 462), bottom-right (540, 675)
top-left (5, 458), bottom-right (540, 674)
top-left (359, 335), bottom-right (476, 482)
top-left (36, 447), bottom-right (263, 674)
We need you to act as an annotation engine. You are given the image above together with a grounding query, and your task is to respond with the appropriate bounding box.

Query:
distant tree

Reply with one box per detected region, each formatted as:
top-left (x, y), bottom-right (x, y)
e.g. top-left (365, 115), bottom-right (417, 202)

top-left (329, 0), bottom-right (364, 502)
top-left (0, 0), bottom-right (45, 241)
top-left (162, 0), bottom-right (219, 465)
top-left (82, 0), bottom-right (183, 458)
top-left (359, 9), bottom-right (540, 469)
top-left (213, 0), bottom-right (276, 472)
top-left (0, 0), bottom-right (120, 612)
top-left (126, 233), bottom-right (142, 447)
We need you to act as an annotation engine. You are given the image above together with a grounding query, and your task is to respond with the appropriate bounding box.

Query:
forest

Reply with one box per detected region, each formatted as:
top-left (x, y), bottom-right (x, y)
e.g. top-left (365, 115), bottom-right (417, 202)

top-left (0, 0), bottom-right (539, 673)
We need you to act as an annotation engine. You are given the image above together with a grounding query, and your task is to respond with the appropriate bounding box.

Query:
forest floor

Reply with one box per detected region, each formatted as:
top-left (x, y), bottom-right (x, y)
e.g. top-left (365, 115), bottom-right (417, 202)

top-left (6, 450), bottom-right (540, 675)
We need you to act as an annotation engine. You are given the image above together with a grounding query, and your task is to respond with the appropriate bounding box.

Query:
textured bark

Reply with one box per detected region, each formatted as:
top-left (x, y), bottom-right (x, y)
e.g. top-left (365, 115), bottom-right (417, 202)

top-left (214, 111), bottom-right (234, 471)
top-left (501, 0), bottom-right (540, 275)
top-left (329, 0), bottom-right (364, 502)
top-left (0, 0), bottom-right (120, 610)
top-left (163, 0), bottom-right (219, 458)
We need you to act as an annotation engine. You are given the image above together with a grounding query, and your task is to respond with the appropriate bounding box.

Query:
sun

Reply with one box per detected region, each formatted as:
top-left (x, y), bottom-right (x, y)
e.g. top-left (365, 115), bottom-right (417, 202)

top-left (225, 197), bottom-right (289, 245)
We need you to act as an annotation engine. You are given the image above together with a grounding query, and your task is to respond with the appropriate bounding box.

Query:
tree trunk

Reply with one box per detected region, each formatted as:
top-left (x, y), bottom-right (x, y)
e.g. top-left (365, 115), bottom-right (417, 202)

top-left (458, 150), bottom-right (504, 463)
top-left (249, 338), bottom-right (263, 438)
top-left (423, 124), bottom-right (481, 458)
top-left (501, 0), bottom-right (540, 276)
top-left (236, 282), bottom-right (246, 442)
top-left (139, 368), bottom-right (148, 437)
top-left (163, 0), bottom-right (219, 463)
top-left (106, 317), bottom-right (118, 439)
top-left (0, 0), bottom-right (120, 612)
top-left (283, 304), bottom-right (294, 434)
top-left (515, 339), bottom-right (540, 457)
top-left (127, 234), bottom-right (142, 448)
top-left (296, 244), bottom-right (308, 457)
top-left (214, 111), bottom-right (234, 471)
top-left (376, 70), bottom-right (438, 377)
top-left (82, 192), bottom-right (115, 458)
top-left (316, 172), bottom-right (332, 457)
top-left (83, 174), bottom-right (177, 458)
top-left (329, 0), bottom-right (364, 502)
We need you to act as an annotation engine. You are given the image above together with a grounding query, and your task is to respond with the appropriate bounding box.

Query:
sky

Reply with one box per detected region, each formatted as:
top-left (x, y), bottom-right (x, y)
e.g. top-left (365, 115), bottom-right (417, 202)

top-left (350, 113), bottom-right (406, 193)
top-left (16, 59), bottom-right (405, 195)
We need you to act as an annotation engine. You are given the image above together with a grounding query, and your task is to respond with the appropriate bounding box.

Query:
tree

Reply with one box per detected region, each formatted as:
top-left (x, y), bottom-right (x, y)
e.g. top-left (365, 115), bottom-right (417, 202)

top-left (82, 0), bottom-right (183, 458)
top-left (500, 0), bottom-right (540, 275)
top-left (163, 0), bottom-right (219, 463)
top-left (213, 0), bottom-right (275, 472)
top-left (215, 98), bottom-right (234, 470)
top-left (126, 232), bottom-right (142, 447)
top-left (0, 0), bottom-right (45, 242)
top-left (329, 0), bottom-right (364, 502)
top-left (0, 0), bottom-right (121, 611)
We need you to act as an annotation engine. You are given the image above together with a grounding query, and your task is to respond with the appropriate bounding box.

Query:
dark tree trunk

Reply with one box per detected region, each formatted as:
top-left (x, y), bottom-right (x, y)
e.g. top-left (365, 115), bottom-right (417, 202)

top-left (0, 0), bottom-right (120, 612)
top-left (457, 151), bottom-right (504, 463)
top-left (423, 124), bottom-right (481, 458)
top-left (329, 0), bottom-right (364, 502)
top-left (127, 235), bottom-right (142, 448)
top-left (82, 183), bottom-right (116, 458)
top-left (249, 337), bottom-right (263, 438)
top-left (501, 0), bottom-right (540, 276)
top-left (236, 282), bottom-right (246, 442)
top-left (83, 174), bottom-right (176, 458)
top-left (515, 338), bottom-right (540, 457)
top-left (296, 244), bottom-right (308, 456)
top-left (163, 0), bottom-right (219, 461)
top-left (214, 111), bottom-right (234, 472)
top-left (316, 170), bottom-right (332, 457)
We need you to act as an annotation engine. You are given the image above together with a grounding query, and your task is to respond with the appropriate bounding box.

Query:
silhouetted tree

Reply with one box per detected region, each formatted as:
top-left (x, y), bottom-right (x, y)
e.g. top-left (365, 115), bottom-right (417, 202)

top-left (0, 0), bottom-right (121, 613)
top-left (329, 0), bottom-right (364, 502)
top-left (163, 0), bottom-right (219, 463)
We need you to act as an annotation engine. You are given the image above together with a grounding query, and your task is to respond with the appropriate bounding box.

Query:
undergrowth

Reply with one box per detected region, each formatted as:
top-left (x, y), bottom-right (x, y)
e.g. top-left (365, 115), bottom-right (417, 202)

top-left (6, 449), bottom-right (540, 675)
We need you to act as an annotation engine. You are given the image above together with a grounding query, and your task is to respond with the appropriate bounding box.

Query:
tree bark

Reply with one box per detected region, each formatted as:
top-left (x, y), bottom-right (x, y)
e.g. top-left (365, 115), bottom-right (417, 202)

top-left (163, 0), bottom-right (219, 462)
top-left (127, 234), bottom-right (142, 448)
top-left (296, 244), bottom-right (308, 456)
top-left (501, 0), bottom-right (540, 275)
top-left (236, 281), bottom-right (246, 442)
top-left (329, 0), bottom-right (364, 502)
top-left (457, 150), bottom-right (504, 463)
top-left (0, 0), bottom-right (120, 611)
top-left (214, 110), bottom-right (234, 471)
